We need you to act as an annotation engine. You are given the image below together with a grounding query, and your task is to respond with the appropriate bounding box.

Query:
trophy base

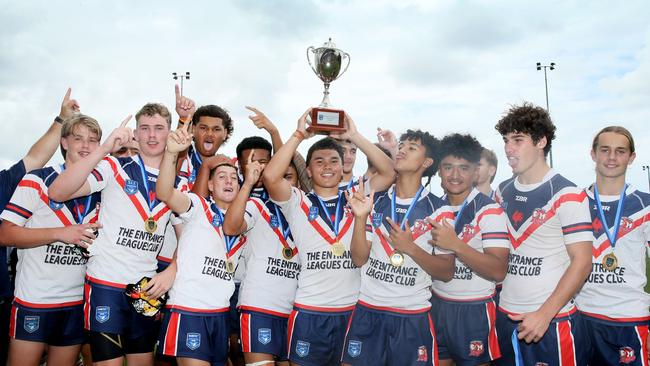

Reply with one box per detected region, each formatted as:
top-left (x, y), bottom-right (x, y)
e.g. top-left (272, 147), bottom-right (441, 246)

top-left (308, 107), bottom-right (346, 135)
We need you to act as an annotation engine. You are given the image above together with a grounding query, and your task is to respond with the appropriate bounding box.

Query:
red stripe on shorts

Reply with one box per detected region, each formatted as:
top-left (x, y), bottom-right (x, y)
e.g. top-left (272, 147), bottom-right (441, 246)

top-left (557, 320), bottom-right (576, 366)
top-left (163, 312), bottom-right (181, 356)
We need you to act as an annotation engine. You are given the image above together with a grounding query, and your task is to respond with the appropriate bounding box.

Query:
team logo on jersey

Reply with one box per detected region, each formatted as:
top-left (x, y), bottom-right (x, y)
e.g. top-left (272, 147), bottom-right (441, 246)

top-left (95, 306), bottom-right (110, 323)
top-left (269, 215), bottom-right (279, 228)
top-left (411, 219), bottom-right (431, 238)
top-left (347, 340), bottom-right (362, 358)
top-left (295, 340), bottom-right (310, 357)
top-left (619, 217), bottom-right (634, 236)
top-left (186, 333), bottom-right (201, 350)
top-left (416, 345), bottom-right (428, 361)
top-left (461, 224), bottom-right (477, 241)
top-left (258, 328), bottom-right (271, 345)
top-left (468, 340), bottom-right (484, 357)
top-left (49, 200), bottom-right (64, 211)
top-left (124, 180), bottom-right (138, 195)
top-left (371, 213), bottom-right (383, 228)
top-left (308, 206), bottom-right (319, 221)
top-left (532, 208), bottom-right (547, 225)
top-left (344, 205), bottom-right (353, 218)
top-left (619, 346), bottom-right (636, 364)
top-left (212, 215), bottom-right (222, 228)
top-left (23, 316), bottom-right (39, 333)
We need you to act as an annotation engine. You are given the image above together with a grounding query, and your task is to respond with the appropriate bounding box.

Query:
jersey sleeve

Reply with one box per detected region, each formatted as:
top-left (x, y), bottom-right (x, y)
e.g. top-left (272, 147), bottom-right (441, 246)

top-left (86, 157), bottom-right (112, 193)
top-left (178, 192), bottom-right (200, 224)
top-left (0, 173), bottom-right (42, 226)
top-left (557, 188), bottom-right (594, 245)
top-left (243, 199), bottom-right (260, 231)
top-left (0, 160), bottom-right (26, 212)
top-left (477, 204), bottom-right (510, 249)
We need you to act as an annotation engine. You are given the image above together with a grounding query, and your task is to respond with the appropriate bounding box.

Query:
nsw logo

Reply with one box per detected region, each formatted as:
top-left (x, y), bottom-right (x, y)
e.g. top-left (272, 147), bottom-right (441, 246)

top-left (269, 215), bottom-right (279, 228)
top-left (95, 306), bottom-right (110, 323)
top-left (347, 340), bottom-right (362, 358)
top-left (124, 180), bottom-right (139, 195)
top-left (258, 328), bottom-right (271, 345)
top-left (23, 315), bottom-right (40, 333)
top-left (372, 213), bottom-right (383, 228)
top-left (296, 340), bottom-right (310, 357)
top-left (186, 333), bottom-right (201, 350)
top-left (308, 206), bottom-right (319, 222)
top-left (212, 214), bottom-right (222, 228)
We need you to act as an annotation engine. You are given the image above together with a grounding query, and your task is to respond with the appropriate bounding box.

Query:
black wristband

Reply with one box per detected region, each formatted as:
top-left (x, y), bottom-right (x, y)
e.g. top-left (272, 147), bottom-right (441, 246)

top-left (55, 116), bottom-right (64, 124)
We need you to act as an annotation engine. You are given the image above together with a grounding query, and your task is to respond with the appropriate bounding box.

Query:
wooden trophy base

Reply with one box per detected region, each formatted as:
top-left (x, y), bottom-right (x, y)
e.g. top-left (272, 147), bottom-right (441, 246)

top-left (308, 107), bottom-right (346, 135)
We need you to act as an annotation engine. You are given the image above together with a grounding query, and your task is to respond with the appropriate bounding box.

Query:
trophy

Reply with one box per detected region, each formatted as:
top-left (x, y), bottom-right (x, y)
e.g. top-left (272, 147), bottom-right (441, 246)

top-left (306, 38), bottom-right (350, 133)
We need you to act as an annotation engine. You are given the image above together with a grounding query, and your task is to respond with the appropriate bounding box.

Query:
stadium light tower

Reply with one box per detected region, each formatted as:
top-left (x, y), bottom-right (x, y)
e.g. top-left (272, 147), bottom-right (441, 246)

top-left (172, 72), bottom-right (191, 96)
top-left (536, 62), bottom-right (556, 167)
top-left (643, 165), bottom-right (650, 191)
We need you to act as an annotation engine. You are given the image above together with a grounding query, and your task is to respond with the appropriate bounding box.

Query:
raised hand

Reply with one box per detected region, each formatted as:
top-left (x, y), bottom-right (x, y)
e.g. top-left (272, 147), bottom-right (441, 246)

top-left (59, 87), bottom-right (80, 120)
top-left (203, 154), bottom-right (233, 170)
top-left (102, 115), bottom-right (133, 154)
top-left (175, 84), bottom-right (196, 120)
top-left (166, 118), bottom-right (192, 154)
top-left (243, 149), bottom-right (263, 186)
top-left (296, 108), bottom-right (315, 140)
top-left (345, 176), bottom-right (374, 218)
top-left (377, 128), bottom-right (397, 155)
top-left (330, 113), bottom-right (359, 141)
top-left (246, 106), bottom-right (277, 133)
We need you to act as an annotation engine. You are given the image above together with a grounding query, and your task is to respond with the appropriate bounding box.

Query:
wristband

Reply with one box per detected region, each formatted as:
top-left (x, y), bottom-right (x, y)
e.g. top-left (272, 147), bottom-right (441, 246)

top-left (55, 116), bottom-right (64, 124)
top-left (178, 117), bottom-right (190, 125)
top-left (293, 130), bottom-right (306, 140)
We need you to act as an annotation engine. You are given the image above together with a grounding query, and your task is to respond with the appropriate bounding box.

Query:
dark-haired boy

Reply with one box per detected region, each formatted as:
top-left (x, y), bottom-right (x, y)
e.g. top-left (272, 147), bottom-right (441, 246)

top-left (428, 134), bottom-right (509, 366)
top-left (492, 103), bottom-right (592, 366)
top-left (342, 129), bottom-right (453, 366)
top-left (263, 110), bottom-right (395, 366)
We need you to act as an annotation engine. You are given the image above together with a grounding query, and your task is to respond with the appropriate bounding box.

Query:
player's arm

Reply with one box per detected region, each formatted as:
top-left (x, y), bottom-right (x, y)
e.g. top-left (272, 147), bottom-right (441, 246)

top-left (157, 124), bottom-right (193, 214)
top-left (173, 84), bottom-right (196, 166)
top-left (345, 182), bottom-right (374, 267)
top-left (431, 219), bottom-right (508, 282)
top-left (246, 106), bottom-right (283, 153)
top-left (0, 220), bottom-right (97, 249)
top-left (263, 109), bottom-right (313, 202)
top-left (223, 152), bottom-right (263, 236)
top-left (388, 218), bottom-right (455, 281)
top-left (191, 154), bottom-right (232, 197)
top-left (49, 116), bottom-right (133, 201)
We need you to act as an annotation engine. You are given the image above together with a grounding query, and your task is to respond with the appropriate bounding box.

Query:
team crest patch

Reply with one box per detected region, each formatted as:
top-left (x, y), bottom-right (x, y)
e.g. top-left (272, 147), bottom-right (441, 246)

top-left (372, 213), bottom-right (383, 228)
top-left (468, 340), bottom-right (484, 357)
top-left (95, 306), bottom-right (110, 323)
top-left (347, 340), bottom-right (362, 358)
top-left (344, 205), bottom-right (353, 218)
top-left (258, 328), bottom-right (271, 345)
top-left (296, 340), bottom-right (310, 357)
top-left (461, 224), bottom-right (477, 241)
top-left (619, 346), bottom-right (636, 364)
top-left (23, 316), bottom-right (39, 333)
top-left (417, 345), bottom-right (428, 361)
top-left (269, 215), bottom-right (279, 228)
top-left (124, 179), bottom-right (138, 195)
top-left (186, 333), bottom-right (201, 350)
top-left (48, 200), bottom-right (64, 211)
top-left (619, 217), bottom-right (634, 236)
top-left (212, 214), bottom-right (222, 227)
top-left (411, 219), bottom-right (431, 238)
top-left (308, 206), bottom-right (319, 221)
top-left (532, 208), bottom-right (547, 224)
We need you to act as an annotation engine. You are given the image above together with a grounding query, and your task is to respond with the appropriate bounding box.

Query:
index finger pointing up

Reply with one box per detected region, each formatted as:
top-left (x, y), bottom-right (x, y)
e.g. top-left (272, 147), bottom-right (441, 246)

top-left (247, 149), bottom-right (255, 164)
top-left (175, 84), bottom-right (181, 100)
top-left (120, 115), bottom-right (132, 128)
top-left (63, 87), bottom-right (72, 102)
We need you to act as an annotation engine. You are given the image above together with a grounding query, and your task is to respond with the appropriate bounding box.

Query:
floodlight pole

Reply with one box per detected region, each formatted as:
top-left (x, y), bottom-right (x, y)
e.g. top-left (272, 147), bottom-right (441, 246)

top-left (172, 72), bottom-right (191, 96)
top-left (536, 62), bottom-right (555, 168)
top-left (643, 165), bottom-right (650, 191)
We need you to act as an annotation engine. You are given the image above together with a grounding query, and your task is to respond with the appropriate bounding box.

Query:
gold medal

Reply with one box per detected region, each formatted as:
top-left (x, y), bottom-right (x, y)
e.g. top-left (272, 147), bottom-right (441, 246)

top-left (144, 217), bottom-right (157, 233)
top-left (330, 241), bottom-right (345, 256)
top-left (602, 253), bottom-right (618, 271)
top-left (226, 259), bottom-right (236, 273)
top-left (282, 247), bottom-right (294, 260)
top-left (390, 251), bottom-right (405, 267)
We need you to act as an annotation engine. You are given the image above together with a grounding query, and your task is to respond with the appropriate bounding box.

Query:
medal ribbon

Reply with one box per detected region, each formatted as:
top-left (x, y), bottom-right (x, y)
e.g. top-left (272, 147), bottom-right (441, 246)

top-left (137, 155), bottom-right (158, 213)
top-left (593, 183), bottom-right (627, 248)
top-left (315, 192), bottom-right (344, 242)
top-left (192, 148), bottom-right (203, 167)
top-left (199, 197), bottom-right (246, 260)
top-left (453, 199), bottom-right (469, 233)
top-left (391, 186), bottom-right (424, 230)
top-left (250, 200), bottom-right (297, 256)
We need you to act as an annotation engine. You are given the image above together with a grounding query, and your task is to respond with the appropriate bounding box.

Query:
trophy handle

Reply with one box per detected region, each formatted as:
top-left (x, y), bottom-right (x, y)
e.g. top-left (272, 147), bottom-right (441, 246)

top-left (337, 51), bottom-right (351, 79)
top-left (306, 46), bottom-right (320, 76)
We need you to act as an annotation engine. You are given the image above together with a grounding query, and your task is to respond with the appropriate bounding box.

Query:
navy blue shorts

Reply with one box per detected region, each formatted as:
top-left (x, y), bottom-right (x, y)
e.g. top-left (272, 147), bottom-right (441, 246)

top-left (158, 308), bottom-right (229, 365)
top-left (287, 306), bottom-right (352, 366)
top-left (582, 313), bottom-right (649, 366)
top-left (494, 307), bottom-right (588, 366)
top-left (229, 283), bottom-right (240, 334)
top-left (240, 309), bottom-right (289, 360)
top-left (342, 302), bottom-right (437, 365)
top-left (9, 301), bottom-right (85, 346)
top-left (84, 278), bottom-right (160, 339)
top-left (430, 296), bottom-right (500, 365)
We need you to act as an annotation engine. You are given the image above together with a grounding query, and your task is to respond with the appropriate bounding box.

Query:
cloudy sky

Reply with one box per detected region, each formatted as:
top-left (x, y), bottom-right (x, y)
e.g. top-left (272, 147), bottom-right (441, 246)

top-left (1, 0), bottom-right (649, 195)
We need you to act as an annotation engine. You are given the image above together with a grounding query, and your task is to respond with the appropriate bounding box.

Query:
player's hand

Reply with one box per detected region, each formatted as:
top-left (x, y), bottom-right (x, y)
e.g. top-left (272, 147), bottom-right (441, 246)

top-left (101, 116), bottom-right (133, 154)
top-left (296, 108), bottom-right (315, 140)
top-left (145, 261), bottom-right (177, 300)
top-left (175, 84), bottom-right (196, 121)
top-left (59, 87), bottom-right (80, 120)
top-left (345, 176), bottom-right (374, 218)
top-left (377, 128), bottom-right (397, 155)
top-left (243, 149), bottom-right (263, 187)
top-left (428, 219), bottom-right (461, 252)
top-left (166, 119), bottom-right (192, 154)
top-left (386, 218), bottom-right (416, 255)
top-left (57, 222), bottom-right (102, 248)
top-left (509, 310), bottom-right (553, 344)
top-left (203, 154), bottom-right (233, 170)
top-left (330, 113), bottom-right (359, 141)
top-left (246, 106), bottom-right (278, 134)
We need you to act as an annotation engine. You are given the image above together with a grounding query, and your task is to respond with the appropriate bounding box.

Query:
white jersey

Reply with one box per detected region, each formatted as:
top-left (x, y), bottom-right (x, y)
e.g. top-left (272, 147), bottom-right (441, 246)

top-left (85, 155), bottom-right (185, 287)
top-left (273, 187), bottom-right (359, 311)
top-left (238, 197), bottom-right (300, 316)
top-left (495, 170), bottom-right (593, 315)
top-left (432, 189), bottom-right (510, 301)
top-left (178, 144), bottom-right (202, 190)
top-left (359, 185), bottom-right (442, 312)
top-left (0, 165), bottom-right (98, 306)
top-left (157, 216), bottom-right (179, 268)
top-left (576, 185), bottom-right (650, 321)
top-left (168, 193), bottom-right (247, 311)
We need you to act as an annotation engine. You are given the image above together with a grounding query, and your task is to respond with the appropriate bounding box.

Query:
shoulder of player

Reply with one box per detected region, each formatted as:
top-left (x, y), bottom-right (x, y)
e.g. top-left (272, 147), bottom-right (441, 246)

top-left (497, 176), bottom-right (516, 193)
top-left (27, 166), bottom-right (56, 184)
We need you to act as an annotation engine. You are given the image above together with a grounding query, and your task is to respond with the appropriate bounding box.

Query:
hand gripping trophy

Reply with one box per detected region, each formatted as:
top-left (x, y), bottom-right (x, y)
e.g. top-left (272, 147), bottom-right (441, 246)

top-left (306, 38), bottom-right (350, 133)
